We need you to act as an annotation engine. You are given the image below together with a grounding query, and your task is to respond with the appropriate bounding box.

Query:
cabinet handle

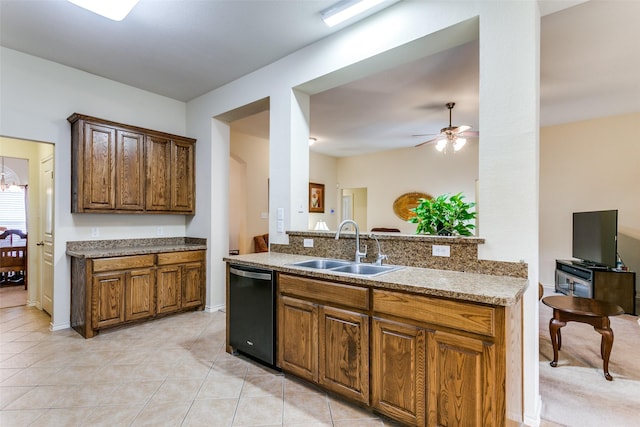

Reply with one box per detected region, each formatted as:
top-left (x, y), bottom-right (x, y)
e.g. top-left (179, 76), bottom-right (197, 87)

top-left (36, 241), bottom-right (45, 246)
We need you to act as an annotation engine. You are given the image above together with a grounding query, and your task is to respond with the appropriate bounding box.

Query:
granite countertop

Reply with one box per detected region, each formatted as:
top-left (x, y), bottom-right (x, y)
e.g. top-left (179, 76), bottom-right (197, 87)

top-left (224, 252), bottom-right (528, 307)
top-left (67, 237), bottom-right (207, 258)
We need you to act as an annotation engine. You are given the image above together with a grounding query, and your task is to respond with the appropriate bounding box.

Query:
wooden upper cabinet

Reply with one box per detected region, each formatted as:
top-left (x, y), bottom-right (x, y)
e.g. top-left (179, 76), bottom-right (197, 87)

top-left (116, 130), bottom-right (146, 210)
top-left (68, 113), bottom-right (196, 214)
top-left (80, 123), bottom-right (116, 210)
top-left (171, 139), bottom-right (195, 212)
top-left (146, 135), bottom-right (172, 212)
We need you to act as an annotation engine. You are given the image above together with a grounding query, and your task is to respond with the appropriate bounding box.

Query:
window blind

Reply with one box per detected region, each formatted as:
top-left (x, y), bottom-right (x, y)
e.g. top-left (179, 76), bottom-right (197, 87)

top-left (0, 189), bottom-right (27, 232)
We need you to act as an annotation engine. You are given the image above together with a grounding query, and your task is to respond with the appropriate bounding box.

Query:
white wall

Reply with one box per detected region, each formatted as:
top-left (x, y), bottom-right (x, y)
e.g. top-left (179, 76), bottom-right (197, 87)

top-left (0, 47), bottom-right (190, 330)
top-left (540, 113), bottom-right (640, 286)
top-left (338, 139), bottom-right (479, 234)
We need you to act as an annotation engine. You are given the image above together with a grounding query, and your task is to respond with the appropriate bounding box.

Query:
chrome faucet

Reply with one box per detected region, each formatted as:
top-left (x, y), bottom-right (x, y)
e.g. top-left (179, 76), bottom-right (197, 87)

top-left (335, 220), bottom-right (367, 263)
top-left (369, 233), bottom-right (388, 266)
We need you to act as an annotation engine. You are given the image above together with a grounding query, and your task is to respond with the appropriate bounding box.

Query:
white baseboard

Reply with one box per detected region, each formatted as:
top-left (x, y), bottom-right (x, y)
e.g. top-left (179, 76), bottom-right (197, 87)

top-left (205, 304), bottom-right (225, 313)
top-left (523, 394), bottom-right (542, 427)
top-left (49, 322), bottom-right (70, 332)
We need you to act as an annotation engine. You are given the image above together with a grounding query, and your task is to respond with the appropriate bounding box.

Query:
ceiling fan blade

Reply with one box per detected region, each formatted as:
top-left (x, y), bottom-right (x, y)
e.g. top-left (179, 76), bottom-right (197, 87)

top-left (415, 136), bottom-right (439, 147)
top-left (411, 133), bottom-right (438, 137)
top-left (452, 125), bottom-right (471, 133)
top-left (459, 130), bottom-right (479, 137)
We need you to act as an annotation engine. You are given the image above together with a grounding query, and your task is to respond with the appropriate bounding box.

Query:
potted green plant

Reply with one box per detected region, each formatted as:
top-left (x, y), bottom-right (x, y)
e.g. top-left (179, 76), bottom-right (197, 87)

top-left (409, 192), bottom-right (477, 236)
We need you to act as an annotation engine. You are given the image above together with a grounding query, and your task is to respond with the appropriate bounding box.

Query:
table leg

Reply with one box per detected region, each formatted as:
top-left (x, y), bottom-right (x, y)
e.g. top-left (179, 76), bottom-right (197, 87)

top-left (595, 320), bottom-right (615, 381)
top-left (549, 314), bottom-right (565, 368)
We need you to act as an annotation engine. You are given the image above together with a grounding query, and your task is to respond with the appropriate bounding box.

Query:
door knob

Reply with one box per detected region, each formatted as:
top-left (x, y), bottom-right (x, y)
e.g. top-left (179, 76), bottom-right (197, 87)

top-left (36, 241), bottom-right (44, 246)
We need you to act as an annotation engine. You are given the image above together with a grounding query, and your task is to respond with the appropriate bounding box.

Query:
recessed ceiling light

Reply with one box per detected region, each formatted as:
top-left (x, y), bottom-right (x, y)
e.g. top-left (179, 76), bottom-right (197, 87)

top-left (67, 0), bottom-right (139, 21)
top-left (320, 0), bottom-right (386, 27)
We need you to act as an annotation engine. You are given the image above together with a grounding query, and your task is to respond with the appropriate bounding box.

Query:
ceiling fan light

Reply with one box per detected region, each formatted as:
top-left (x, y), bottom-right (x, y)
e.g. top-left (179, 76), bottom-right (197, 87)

top-left (435, 139), bottom-right (447, 152)
top-left (453, 138), bottom-right (466, 151)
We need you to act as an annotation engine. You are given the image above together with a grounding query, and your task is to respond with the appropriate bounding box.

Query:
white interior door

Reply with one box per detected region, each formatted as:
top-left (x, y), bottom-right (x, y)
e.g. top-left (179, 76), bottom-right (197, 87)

top-left (40, 156), bottom-right (54, 315)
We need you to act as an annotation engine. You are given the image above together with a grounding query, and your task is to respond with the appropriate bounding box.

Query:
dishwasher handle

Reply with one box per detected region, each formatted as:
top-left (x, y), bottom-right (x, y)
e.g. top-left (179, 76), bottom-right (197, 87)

top-left (230, 266), bottom-right (272, 281)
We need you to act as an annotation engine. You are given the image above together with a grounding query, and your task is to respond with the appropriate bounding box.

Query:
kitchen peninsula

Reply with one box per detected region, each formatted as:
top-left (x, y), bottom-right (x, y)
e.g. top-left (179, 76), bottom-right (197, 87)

top-left (225, 232), bottom-right (528, 427)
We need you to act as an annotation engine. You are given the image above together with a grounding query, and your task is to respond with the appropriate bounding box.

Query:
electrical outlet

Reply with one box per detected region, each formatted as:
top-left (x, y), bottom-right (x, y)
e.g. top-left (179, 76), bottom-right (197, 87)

top-left (91, 227), bottom-right (99, 238)
top-left (303, 239), bottom-right (314, 248)
top-left (432, 244), bottom-right (450, 257)
top-left (157, 226), bottom-right (164, 236)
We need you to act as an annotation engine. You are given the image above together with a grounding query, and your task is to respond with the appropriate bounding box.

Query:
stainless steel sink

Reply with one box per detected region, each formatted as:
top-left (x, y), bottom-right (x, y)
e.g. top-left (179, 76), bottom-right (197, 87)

top-left (293, 259), bottom-right (352, 269)
top-left (291, 259), bottom-right (402, 276)
top-left (330, 263), bottom-right (402, 276)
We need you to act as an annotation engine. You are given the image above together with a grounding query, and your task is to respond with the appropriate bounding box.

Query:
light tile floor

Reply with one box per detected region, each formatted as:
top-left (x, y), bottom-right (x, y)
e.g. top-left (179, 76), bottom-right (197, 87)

top-left (0, 306), bottom-right (400, 426)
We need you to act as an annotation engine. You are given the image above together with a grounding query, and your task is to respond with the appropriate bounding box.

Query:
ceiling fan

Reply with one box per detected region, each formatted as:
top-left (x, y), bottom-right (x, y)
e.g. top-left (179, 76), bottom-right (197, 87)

top-left (415, 102), bottom-right (479, 152)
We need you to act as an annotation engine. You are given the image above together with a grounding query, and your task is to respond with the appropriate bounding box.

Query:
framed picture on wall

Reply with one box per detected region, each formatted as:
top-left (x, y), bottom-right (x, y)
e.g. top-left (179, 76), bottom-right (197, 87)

top-left (309, 182), bottom-right (325, 213)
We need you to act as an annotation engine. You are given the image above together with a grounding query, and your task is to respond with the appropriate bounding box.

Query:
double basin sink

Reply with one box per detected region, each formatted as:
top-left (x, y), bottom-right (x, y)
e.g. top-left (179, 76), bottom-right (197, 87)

top-left (291, 259), bottom-right (402, 277)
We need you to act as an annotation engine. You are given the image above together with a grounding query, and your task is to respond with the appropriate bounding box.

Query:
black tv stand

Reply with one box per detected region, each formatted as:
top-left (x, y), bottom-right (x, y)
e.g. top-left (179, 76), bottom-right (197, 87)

top-left (555, 260), bottom-right (636, 314)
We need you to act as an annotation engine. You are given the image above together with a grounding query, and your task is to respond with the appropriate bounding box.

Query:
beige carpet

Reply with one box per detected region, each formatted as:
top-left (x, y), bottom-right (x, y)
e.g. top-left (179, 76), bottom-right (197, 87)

top-left (539, 288), bottom-right (640, 427)
top-left (0, 285), bottom-right (27, 309)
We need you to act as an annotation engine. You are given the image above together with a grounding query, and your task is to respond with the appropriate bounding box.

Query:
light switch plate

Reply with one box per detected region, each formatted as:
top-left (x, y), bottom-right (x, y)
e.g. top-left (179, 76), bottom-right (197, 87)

top-left (303, 238), bottom-right (314, 248)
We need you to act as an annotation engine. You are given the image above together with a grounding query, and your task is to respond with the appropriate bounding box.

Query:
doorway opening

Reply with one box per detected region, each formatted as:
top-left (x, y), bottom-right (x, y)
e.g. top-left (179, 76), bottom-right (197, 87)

top-left (0, 138), bottom-right (55, 315)
top-left (219, 98), bottom-right (270, 255)
top-left (0, 157), bottom-right (28, 308)
top-left (341, 187), bottom-right (367, 231)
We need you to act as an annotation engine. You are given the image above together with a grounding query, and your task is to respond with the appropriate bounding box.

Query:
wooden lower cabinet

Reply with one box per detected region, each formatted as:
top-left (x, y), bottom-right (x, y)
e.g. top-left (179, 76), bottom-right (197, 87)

top-left (182, 261), bottom-right (205, 308)
top-left (275, 275), bottom-right (522, 427)
top-left (92, 272), bottom-right (126, 329)
top-left (157, 265), bottom-right (182, 314)
top-left (278, 296), bottom-right (318, 382)
top-left (157, 251), bottom-right (205, 314)
top-left (125, 268), bottom-right (155, 321)
top-left (371, 318), bottom-right (426, 426)
top-left (318, 305), bottom-right (369, 404)
top-left (426, 330), bottom-right (495, 427)
top-left (71, 250), bottom-right (205, 338)
top-left (93, 267), bottom-right (155, 328)
top-left (277, 274), bottom-right (370, 404)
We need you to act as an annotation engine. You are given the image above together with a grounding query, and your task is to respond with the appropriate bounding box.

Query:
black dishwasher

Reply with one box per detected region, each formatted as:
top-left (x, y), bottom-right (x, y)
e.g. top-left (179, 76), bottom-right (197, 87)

top-left (228, 264), bottom-right (276, 367)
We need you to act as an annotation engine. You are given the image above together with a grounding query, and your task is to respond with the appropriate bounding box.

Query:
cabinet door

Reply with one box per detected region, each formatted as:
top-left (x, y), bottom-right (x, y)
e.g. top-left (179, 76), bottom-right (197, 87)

top-left (116, 130), bottom-right (145, 210)
top-left (371, 318), bottom-right (426, 426)
top-left (278, 296), bottom-right (318, 382)
top-left (171, 139), bottom-right (195, 213)
top-left (125, 268), bottom-right (155, 321)
top-left (83, 122), bottom-right (116, 210)
top-left (146, 135), bottom-right (172, 211)
top-left (427, 330), bottom-right (496, 427)
top-left (92, 272), bottom-right (125, 329)
top-left (157, 265), bottom-right (182, 314)
top-left (182, 261), bottom-right (203, 309)
top-left (318, 306), bottom-right (369, 404)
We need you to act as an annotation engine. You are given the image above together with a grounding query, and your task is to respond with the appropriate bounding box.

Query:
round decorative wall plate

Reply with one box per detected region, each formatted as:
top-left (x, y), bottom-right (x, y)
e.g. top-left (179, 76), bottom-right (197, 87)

top-left (393, 192), bottom-right (432, 221)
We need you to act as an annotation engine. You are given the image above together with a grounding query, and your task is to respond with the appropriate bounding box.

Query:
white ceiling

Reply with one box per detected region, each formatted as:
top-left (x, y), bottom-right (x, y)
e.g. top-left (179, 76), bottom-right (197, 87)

top-left (2, 0), bottom-right (639, 157)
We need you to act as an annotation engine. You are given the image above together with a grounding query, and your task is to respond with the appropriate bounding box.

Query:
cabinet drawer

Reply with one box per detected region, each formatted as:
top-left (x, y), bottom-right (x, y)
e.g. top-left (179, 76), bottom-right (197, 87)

top-left (92, 255), bottom-right (155, 272)
top-left (157, 250), bottom-right (204, 266)
top-left (373, 289), bottom-right (495, 337)
top-left (279, 274), bottom-right (369, 311)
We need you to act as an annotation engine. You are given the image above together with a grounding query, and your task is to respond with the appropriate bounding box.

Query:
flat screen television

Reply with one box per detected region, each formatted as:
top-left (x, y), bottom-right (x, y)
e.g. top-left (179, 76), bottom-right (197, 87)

top-left (572, 209), bottom-right (618, 268)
